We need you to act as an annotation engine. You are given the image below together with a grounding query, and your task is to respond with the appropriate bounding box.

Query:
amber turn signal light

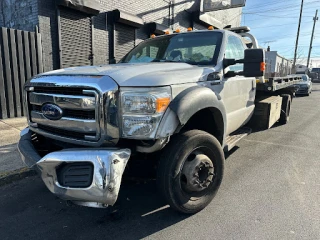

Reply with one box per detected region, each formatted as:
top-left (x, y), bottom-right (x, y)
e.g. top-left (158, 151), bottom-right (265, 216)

top-left (156, 97), bottom-right (171, 113)
top-left (208, 26), bottom-right (214, 30)
top-left (260, 62), bottom-right (266, 71)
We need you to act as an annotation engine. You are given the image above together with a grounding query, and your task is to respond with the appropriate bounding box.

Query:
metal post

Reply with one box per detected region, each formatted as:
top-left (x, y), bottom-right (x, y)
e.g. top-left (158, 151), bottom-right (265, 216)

top-left (307, 10), bottom-right (318, 68)
top-left (292, 0), bottom-right (304, 72)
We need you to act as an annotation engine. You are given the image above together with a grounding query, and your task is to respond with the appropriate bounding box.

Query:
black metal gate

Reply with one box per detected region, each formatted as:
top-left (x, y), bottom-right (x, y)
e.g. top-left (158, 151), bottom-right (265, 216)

top-left (0, 27), bottom-right (43, 119)
top-left (115, 23), bottom-right (135, 61)
top-left (59, 7), bottom-right (93, 68)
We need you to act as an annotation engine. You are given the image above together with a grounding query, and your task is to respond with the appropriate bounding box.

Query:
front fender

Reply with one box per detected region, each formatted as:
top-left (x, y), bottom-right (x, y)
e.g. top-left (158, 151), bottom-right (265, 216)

top-left (156, 86), bottom-right (227, 140)
top-left (170, 86), bottom-right (227, 125)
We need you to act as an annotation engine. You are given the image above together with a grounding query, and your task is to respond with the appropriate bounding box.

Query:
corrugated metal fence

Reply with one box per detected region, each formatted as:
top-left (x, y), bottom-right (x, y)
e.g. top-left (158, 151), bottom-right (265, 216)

top-left (0, 27), bottom-right (43, 119)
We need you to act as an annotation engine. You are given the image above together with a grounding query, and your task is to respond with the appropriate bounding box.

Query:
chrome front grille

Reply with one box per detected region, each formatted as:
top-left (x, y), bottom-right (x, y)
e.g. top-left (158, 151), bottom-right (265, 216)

top-left (31, 105), bottom-right (95, 120)
top-left (25, 75), bottom-right (120, 147)
top-left (27, 87), bottom-right (100, 143)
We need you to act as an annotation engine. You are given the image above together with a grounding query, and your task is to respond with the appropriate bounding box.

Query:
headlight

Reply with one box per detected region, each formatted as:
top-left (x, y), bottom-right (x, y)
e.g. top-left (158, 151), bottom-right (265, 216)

top-left (120, 87), bottom-right (171, 138)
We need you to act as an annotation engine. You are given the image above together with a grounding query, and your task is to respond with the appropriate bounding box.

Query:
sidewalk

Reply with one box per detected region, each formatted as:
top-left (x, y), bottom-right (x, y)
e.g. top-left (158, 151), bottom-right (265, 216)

top-left (0, 118), bottom-right (28, 175)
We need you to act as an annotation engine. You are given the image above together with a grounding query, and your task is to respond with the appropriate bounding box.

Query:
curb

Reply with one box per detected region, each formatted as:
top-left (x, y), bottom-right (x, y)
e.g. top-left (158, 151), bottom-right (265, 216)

top-left (0, 167), bottom-right (37, 187)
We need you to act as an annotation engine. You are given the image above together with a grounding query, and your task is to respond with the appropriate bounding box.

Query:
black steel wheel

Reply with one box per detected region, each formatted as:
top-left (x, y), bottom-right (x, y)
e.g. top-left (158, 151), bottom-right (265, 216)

top-left (157, 130), bottom-right (224, 214)
top-left (279, 94), bottom-right (292, 124)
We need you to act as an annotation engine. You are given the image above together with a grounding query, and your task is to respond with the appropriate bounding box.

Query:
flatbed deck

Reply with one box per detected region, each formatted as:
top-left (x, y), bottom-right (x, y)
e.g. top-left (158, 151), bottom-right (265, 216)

top-left (257, 76), bottom-right (301, 92)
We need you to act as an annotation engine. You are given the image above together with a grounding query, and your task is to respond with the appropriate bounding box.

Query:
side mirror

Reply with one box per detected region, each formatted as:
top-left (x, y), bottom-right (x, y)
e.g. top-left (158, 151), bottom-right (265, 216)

top-left (242, 49), bottom-right (265, 77)
top-left (223, 49), bottom-right (265, 78)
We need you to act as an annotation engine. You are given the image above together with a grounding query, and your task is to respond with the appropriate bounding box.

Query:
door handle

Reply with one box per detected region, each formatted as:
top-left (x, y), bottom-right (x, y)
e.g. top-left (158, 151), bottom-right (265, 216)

top-left (211, 80), bottom-right (222, 85)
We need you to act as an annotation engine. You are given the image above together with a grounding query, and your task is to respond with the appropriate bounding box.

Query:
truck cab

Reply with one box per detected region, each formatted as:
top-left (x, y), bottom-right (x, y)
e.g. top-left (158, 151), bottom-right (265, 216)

top-left (19, 27), bottom-right (278, 214)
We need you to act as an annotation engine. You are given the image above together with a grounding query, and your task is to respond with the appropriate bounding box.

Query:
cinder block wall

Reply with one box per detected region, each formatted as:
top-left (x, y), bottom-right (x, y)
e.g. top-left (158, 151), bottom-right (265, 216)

top-left (0, 0), bottom-right (38, 32)
top-left (92, 0), bottom-right (241, 65)
top-left (93, 0), bottom-right (200, 65)
top-left (37, 0), bottom-right (60, 72)
top-left (2, 0), bottom-right (242, 71)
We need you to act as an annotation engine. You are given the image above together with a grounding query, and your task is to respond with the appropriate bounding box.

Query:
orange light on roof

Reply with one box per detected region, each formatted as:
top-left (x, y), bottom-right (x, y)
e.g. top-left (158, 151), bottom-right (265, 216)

top-left (260, 62), bottom-right (266, 71)
top-left (208, 26), bottom-right (214, 30)
top-left (165, 30), bottom-right (170, 35)
top-left (175, 29), bottom-right (181, 33)
top-left (187, 27), bottom-right (193, 31)
top-left (150, 34), bottom-right (156, 38)
top-left (156, 97), bottom-right (171, 113)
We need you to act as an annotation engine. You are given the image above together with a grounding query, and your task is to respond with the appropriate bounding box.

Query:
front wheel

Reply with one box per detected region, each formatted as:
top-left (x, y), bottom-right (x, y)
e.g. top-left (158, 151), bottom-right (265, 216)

top-left (157, 130), bottom-right (224, 214)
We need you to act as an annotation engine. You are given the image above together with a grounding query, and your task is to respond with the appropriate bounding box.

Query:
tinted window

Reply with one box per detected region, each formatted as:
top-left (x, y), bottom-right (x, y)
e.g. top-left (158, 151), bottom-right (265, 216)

top-left (121, 32), bottom-right (223, 66)
top-left (225, 35), bottom-right (245, 71)
top-left (311, 68), bottom-right (320, 72)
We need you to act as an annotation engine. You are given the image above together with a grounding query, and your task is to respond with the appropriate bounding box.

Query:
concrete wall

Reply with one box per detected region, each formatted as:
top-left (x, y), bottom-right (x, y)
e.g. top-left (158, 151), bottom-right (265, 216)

top-left (0, 0), bottom-right (38, 32)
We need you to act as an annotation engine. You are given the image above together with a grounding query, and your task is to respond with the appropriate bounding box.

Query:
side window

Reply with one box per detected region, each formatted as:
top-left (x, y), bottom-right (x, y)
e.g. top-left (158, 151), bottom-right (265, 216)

top-left (225, 35), bottom-right (245, 71)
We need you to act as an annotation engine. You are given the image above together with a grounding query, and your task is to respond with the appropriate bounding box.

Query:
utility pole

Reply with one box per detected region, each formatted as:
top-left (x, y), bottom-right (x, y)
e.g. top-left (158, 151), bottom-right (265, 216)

top-left (307, 10), bottom-right (318, 68)
top-left (293, 0), bottom-right (304, 72)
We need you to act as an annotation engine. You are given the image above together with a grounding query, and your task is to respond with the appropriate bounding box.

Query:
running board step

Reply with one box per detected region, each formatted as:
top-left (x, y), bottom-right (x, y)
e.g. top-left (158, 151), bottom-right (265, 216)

top-left (224, 127), bottom-right (252, 152)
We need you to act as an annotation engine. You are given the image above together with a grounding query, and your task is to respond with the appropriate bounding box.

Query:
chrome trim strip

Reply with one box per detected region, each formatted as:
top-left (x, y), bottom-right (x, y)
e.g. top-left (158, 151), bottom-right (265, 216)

top-left (31, 111), bottom-right (97, 133)
top-left (29, 92), bottom-right (96, 110)
top-left (83, 90), bottom-right (100, 141)
top-left (30, 126), bottom-right (102, 146)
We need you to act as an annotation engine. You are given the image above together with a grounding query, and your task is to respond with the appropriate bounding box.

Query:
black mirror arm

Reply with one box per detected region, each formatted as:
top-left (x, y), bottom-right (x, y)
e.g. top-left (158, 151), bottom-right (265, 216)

top-left (223, 58), bottom-right (236, 68)
top-left (224, 71), bottom-right (236, 78)
top-left (235, 59), bottom-right (245, 64)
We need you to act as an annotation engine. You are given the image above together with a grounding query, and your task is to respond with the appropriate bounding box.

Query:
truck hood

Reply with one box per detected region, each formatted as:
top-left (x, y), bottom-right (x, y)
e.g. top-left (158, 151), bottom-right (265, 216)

top-left (39, 63), bottom-right (214, 86)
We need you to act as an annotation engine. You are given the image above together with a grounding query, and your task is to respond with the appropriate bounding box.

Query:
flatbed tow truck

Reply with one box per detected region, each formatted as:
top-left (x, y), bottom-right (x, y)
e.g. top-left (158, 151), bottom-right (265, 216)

top-left (19, 26), bottom-right (301, 214)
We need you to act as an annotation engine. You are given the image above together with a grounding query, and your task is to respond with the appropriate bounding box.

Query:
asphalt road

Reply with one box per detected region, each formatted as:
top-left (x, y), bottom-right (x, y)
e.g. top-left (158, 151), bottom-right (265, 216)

top-left (1, 84), bottom-right (320, 240)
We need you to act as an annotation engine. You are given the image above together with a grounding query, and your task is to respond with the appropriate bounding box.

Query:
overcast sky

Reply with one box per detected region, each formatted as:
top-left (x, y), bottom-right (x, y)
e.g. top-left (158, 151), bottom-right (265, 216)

top-left (240, 0), bottom-right (320, 67)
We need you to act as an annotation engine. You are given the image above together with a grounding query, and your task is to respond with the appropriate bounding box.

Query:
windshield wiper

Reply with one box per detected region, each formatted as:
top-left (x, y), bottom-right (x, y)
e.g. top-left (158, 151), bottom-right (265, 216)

top-left (152, 59), bottom-right (186, 63)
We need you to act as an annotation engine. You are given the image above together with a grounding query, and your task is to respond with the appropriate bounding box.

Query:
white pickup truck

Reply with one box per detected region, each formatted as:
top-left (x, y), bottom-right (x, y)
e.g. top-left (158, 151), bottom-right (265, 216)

top-left (19, 26), bottom-right (300, 214)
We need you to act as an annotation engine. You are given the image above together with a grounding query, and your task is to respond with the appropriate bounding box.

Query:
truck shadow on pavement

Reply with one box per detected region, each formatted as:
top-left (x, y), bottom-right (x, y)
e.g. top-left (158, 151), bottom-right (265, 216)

top-left (0, 176), bottom-right (186, 240)
top-left (0, 149), bottom-right (240, 240)
top-left (0, 144), bottom-right (16, 155)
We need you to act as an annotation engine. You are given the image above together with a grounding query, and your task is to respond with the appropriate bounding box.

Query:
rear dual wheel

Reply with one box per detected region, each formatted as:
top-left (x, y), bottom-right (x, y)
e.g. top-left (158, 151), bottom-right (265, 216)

top-left (157, 130), bottom-right (224, 214)
top-left (279, 94), bottom-right (292, 125)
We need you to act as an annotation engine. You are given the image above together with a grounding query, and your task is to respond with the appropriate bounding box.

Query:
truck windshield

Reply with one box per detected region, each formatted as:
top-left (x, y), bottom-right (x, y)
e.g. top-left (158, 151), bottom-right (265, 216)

top-left (120, 32), bottom-right (223, 66)
top-left (311, 68), bottom-right (320, 72)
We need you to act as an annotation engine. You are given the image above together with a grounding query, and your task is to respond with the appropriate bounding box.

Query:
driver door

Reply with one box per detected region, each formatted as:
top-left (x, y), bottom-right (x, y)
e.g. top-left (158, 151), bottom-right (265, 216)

top-left (212, 35), bottom-right (256, 135)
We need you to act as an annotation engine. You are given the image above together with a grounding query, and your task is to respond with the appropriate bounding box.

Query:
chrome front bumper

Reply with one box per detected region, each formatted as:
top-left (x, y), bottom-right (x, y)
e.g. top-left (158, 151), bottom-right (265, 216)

top-left (18, 128), bottom-right (131, 207)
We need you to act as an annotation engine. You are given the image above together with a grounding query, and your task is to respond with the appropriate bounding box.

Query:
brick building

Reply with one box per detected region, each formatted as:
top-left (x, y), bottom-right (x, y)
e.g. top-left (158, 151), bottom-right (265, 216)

top-left (0, 0), bottom-right (242, 72)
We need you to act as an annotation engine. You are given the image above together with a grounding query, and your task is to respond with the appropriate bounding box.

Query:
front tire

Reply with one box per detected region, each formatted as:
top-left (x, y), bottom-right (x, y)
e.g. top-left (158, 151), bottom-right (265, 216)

top-left (157, 130), bottom-right (224, 214)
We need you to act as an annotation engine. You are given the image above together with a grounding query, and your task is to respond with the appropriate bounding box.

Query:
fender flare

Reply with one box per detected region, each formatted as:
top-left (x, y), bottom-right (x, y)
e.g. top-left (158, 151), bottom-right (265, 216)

top-left (156, 86), bottom-right (227, 144)
top-left (170, 86), bottom-right (227, 125)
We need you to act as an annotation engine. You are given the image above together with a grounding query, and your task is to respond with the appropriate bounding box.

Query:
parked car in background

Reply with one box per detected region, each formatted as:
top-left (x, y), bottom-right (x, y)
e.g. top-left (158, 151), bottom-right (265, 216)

top-left (293, 74), bottom-right (312, 96)
top-left (310, 68), bottom-right (320, 82)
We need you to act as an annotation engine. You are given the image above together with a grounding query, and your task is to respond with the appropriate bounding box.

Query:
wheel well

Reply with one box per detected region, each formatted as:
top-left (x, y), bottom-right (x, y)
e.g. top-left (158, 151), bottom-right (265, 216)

top-left (181, 108), bottom-right (224, 145)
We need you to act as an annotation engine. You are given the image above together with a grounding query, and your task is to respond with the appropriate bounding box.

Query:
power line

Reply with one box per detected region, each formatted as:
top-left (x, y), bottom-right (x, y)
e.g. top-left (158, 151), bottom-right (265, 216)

top-left (244, 2), bottom-right (318, 13)
top-left (245, 0), bottom-right (320, 10)
top-left (250, 21), bottom-right (314, 29)
top-left (243, 13), bottom-right (314, 18)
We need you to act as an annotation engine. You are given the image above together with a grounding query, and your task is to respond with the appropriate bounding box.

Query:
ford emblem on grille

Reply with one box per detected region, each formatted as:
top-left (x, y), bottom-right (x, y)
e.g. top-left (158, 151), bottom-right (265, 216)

top-left (41, 104), bottom-right (63, 120)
